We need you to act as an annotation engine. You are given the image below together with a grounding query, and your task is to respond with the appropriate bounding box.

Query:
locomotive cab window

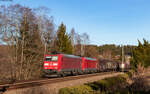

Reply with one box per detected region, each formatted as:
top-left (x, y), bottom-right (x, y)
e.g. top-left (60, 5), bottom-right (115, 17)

top-left (45, 56), bottom-right (58, 61)
top-left (45, 56), bottom-right (52, 61)
top-left (52, 56), bottom-right (58, 61)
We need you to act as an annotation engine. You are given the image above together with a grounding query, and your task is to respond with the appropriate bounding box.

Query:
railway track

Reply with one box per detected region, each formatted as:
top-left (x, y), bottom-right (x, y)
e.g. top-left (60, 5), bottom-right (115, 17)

top-left (0, 72), bottom-right (117, 93)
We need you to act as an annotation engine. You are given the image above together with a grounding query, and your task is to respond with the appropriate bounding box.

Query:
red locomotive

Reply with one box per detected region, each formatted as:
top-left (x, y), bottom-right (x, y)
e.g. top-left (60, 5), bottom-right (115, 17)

top-left (43, 54), bottom-right (98, 77)
top-left (82, 57), bottom-right (98, 73)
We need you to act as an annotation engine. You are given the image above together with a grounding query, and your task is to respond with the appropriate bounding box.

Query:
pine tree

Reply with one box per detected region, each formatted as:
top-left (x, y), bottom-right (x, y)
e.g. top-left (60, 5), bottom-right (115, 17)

top-left (56, 23), bottom-right (73, 54)
top-left (131, 39), bottom-right (150, 70)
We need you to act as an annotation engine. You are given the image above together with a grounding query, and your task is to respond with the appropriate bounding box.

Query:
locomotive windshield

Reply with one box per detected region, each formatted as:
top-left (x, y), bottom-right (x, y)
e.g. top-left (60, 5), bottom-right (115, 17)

top-left (45, 56), bottom-right (58, 61)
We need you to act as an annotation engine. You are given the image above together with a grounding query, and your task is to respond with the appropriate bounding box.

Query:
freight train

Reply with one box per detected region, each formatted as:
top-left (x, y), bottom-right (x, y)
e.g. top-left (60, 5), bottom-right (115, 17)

top-left (43, 54), bottom-right (129, 77)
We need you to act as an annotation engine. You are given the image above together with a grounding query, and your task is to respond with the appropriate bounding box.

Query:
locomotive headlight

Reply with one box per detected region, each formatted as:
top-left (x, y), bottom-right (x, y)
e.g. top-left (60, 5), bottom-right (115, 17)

top-left (121, 63), bottom-right (125, 69)
top-left (53, 63), bottom-right (58, 66)
top-left (44, 63), bottom-right (49, 66)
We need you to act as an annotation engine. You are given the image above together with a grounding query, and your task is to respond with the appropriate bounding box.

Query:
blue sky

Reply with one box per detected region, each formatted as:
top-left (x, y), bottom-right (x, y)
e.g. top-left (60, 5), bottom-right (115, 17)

top-left (1, 0), bottom-right (150, 45)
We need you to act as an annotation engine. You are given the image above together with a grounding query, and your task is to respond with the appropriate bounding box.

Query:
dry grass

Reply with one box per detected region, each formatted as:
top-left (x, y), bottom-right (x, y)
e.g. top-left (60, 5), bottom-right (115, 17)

top-left (137, 63), bottom-right (145, 75)
top-left (129, 66), bottom-right (150, 92)
top-left (0, 45), bottom-right (12, 83)
top-left (131, 76), bottom-right (150, 92)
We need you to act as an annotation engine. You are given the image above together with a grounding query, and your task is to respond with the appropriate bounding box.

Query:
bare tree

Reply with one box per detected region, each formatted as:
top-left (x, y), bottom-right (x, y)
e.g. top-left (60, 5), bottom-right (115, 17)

top-left (0, 4), bottom-right (54, 81)
top-left (70, 28), bottom-right (75, 49)
top-left (102, 50), bottom-right (112, 59)
top-left (81, 32), bottom-right (89, 56)
top-left (34, 7), bottom-right (55, 54)
top-left (73, 32), bottom-right (82, 56)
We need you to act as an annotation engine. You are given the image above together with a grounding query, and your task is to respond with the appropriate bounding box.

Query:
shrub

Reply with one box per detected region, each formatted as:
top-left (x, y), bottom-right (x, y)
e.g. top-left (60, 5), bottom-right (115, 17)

top-left (126, 70), bottom-right (135, 78)
top-left (86, 74), bottom-right (128, 93)
top-left (59, 74), bottom-right (128, 94)
top-left (59, 85), bottom-right (93, 94)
